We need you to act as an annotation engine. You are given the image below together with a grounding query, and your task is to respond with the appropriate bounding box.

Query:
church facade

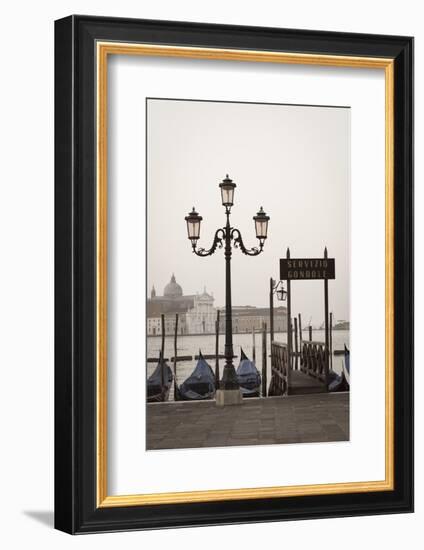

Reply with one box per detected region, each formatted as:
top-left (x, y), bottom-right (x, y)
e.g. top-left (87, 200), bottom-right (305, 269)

top-left (185, 289), bottom-right (216, 334)
top-left (147, 274), bottom-right (216, 335)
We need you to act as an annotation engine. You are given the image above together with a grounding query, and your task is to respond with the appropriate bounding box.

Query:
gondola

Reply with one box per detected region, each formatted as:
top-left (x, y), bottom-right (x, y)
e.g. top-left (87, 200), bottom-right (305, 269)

top-left (146, 354), bottom-right (173, 403)
top-left (328, 345), bottom-right (350, 392)
top-left (176, 351), bottom-right (216, 401)
top-left (236, 348), bottom-right (261, 397)
top-left (342, 344), bottom-right (350, 385)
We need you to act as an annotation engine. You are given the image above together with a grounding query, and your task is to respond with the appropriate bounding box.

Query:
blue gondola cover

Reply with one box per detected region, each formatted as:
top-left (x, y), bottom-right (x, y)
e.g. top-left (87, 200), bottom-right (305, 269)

top-left (236, 348), bottom-right (261, 397)
top-left (147, 358), bottom-right (173, 402)
top-left (178, 351), bottom-right (216, 400)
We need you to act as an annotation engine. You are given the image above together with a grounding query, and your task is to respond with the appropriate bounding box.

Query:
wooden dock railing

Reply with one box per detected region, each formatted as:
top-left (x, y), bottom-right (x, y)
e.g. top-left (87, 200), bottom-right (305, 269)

top-left (269, 341), bottom-right (289, 396)
top-left (301, 340), bottom-right (327, 384)
top-left (270, 339), bottom-right (328, 396)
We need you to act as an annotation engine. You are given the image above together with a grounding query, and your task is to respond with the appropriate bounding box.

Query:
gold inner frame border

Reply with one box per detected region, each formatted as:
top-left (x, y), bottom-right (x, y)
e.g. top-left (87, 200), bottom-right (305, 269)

top-left (96, 41), bottom-right (394, 508)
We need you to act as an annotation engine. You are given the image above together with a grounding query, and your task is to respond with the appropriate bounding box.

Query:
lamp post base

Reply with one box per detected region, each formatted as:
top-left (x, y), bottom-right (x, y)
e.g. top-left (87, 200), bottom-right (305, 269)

top-left (215, 389), bottom-right (243, 407)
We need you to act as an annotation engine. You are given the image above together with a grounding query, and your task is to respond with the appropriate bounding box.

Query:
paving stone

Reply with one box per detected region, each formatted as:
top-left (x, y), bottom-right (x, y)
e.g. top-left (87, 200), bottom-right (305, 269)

top-left (146, 393), bottom-right (349, 450)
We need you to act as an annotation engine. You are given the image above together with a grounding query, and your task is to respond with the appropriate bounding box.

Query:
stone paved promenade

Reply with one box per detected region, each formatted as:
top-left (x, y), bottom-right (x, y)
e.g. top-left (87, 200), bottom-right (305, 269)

top-left (147, 393), bottom-right (349, 450)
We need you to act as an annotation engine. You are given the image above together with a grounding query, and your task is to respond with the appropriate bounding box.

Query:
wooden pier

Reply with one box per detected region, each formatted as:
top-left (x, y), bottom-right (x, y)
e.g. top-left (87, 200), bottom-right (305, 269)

top-left (269, 337), bottom-right (333, 396)
top-left (289, 370), bottom-right (326, 395)
top-left (147, 393), bottom-right (349, 450)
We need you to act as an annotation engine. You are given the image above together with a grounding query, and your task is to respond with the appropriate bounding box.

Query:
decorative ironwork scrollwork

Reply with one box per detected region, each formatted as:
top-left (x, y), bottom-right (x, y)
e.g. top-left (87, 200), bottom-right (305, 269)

top-left (192, 228), bottom-right (225, 257)
top-left (230, 228), bottom-right (264, 256)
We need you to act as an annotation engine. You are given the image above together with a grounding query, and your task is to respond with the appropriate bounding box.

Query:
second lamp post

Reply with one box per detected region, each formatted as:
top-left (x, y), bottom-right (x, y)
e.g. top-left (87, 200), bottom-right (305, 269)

top-left (185, 175), bottom-right (270, 405)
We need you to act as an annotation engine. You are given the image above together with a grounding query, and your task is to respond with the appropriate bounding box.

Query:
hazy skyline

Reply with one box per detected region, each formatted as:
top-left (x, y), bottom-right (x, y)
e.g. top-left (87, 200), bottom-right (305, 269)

top-left (147, 99), bottom-right (350, 325)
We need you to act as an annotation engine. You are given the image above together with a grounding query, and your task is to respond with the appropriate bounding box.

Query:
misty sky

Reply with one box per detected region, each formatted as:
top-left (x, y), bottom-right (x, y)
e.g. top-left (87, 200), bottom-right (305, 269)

top-left (147, 99), bottom-right (350, 326)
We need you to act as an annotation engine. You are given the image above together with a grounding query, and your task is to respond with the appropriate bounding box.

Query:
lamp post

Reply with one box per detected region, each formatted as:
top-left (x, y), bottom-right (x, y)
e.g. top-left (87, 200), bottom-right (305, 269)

top-left (185, 175), bottom-right (270, 405)
top-left (269, 278), bottom-right (287, 343)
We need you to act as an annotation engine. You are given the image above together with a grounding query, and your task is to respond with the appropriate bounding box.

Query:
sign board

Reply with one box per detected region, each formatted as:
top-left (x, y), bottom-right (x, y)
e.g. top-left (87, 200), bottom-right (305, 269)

top-left (280, 258), bottom-right (335, 280)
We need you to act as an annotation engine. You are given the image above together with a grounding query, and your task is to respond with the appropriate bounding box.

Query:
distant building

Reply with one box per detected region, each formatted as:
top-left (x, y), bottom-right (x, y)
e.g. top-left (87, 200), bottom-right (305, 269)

top-left (147, 274), bottom-right (216, 335)
top-left (333, 320), bottom-right (350, 330)
top-left (147, 275), bottom-right (287, 335)
top-left (218, 305), bottom-right (287, 333)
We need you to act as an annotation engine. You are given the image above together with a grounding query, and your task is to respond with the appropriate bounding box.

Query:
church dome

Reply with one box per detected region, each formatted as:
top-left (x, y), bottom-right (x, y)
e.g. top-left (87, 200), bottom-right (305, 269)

top-left (164, 274), bottom-right (183, 298)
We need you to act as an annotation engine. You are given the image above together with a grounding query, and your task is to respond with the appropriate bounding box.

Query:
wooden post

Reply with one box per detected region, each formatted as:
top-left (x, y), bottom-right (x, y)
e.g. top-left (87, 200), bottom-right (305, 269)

top-left (160, 314), bottom-right (165, 358)
top-left (215, 310), bottom-right (220, 388)
top-left (298, 313), bottom-right (303, 369)
top-left (173, 314), bottom-right (179, 397)
top-left (286, 248), bottom-right (292, 392)
top-left (161, 314), bottom-right (165, 387)
top-left (252, 327), bottom-right (256, 362)
top-left (323, 247), bottom-right (330, 390)
top-left (309, 325), bottom-right (312, 342)
top-left (269, 277), bottom-right (275, 343)
top-left (329, 312), bottom-right (333, 371)
top-left (290, 321), bottom-right (294, 365)
top-left (298, 313), bottom-right (303, 345)
top-left (262, 322), bottom-right (267, 397)
top-left (294, 317), bottom-right (299, 370)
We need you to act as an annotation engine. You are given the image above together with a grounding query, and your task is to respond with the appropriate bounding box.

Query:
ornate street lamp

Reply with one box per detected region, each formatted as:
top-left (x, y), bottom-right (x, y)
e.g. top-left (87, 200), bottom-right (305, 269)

top-left (272, 279), bottom-right (287, 302)
top-left (219, 174), bottom-right (236, 208)
top-left (253, 207), bottom-right (270, 243)
top-left (276, 286), bottom-right (287, 302)
top-left (269, 278), bottom-right (287, 343)
top-left (185, 175), bottom-right (270, 405)
top-left (184, 208), bottom-right (202, 242)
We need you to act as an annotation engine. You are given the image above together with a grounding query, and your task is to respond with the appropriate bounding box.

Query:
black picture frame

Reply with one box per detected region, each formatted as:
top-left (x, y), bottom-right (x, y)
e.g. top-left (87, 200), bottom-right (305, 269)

top-left (55, 15), bottom-right (413, 534)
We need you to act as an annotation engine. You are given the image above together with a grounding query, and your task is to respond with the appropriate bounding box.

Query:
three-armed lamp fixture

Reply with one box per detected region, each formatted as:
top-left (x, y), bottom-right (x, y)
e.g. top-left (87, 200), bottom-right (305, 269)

top-left (185, 175), bottom-right (270, 404)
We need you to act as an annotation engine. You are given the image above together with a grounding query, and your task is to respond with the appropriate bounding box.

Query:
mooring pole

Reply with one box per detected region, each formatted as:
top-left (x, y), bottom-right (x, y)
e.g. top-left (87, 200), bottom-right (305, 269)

top-left (269, 277), bottom-right (275, 343)
top-left (161, 314), bottom-right (165, 387)
top-left (262, 322), bottom-right (267, 397)
top-left (215, 310), bottom-right (220, 388)
top-left (173, 314), bottom-right (179, 398)
top-left (161, 314), bottom-right (165, 358)
top-left (294, 316), bottom-right (299, 370)
top-left (324, 247), bottom-right (330, 389)
top-left (290, 321), bottom-right (294, 364)
top-left (298, 313), bottom-right (303, 369)
top-left (286, 248), bottom-right (292, 391)
top-left (329, 311), bottom-right (333, 371)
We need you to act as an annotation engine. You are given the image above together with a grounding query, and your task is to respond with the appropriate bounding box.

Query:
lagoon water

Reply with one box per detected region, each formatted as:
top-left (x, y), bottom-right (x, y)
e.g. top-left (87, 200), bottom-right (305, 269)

top-left (147, 329), bottom-right (349, 401)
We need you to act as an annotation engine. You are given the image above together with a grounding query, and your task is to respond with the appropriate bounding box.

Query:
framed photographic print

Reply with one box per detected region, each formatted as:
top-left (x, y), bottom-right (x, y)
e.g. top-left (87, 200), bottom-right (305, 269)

top-left (54, 15), bottom-right (413, 533)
